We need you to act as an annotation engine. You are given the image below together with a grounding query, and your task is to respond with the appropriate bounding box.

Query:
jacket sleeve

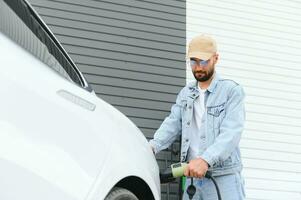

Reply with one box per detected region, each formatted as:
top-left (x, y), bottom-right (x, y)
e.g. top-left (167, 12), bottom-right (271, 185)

top-left (149, 88), bottom-right (185, 154)
top-left (201, 85), bottom-right (245, 167)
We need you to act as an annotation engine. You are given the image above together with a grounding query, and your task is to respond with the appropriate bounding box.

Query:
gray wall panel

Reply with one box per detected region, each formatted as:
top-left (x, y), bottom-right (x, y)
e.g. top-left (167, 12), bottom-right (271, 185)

top-left (33, 6), bottom-right (185, 37)
top-left (88, 0), bottom-right (186, 16)
top-left (61, 45), bottom-right (184, 69)
top-left (83, 71), bottom-right (183, 88)
top-left (75, 58), bottom-right (185, 78)
top-left (48, 25), bottom-right (184, 53)
top-left (114, 106), bottom-right (169, 121)
top-left (80, 65), bottom-right (184, 84)
top-left (91, 84), bottom-right (176, 102)
top-left (30, 1), bottom-right (184, 30)
top-left (44, 0), bottom-right (186, 23)
top-left (30, 0), bottom-right (186, 199)
top-left (138, 0), bottom-right (185, 9)
top-left (87, 77), bottom-right (180, 94)
top-left (100, 95), bottom-right (172, 112)
top-left (56, 35), bottom-right (184, 60)
top-left (43, 18), bottom-right (184, 45)
top-left (127, 117), bottom-right (162, 130)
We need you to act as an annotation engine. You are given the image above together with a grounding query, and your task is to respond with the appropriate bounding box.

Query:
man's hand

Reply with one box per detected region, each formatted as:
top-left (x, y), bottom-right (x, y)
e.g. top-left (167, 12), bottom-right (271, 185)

top-left (150, 145), bottom-right (155, 155)
top-left (184, 157), bottom-right (209, 178)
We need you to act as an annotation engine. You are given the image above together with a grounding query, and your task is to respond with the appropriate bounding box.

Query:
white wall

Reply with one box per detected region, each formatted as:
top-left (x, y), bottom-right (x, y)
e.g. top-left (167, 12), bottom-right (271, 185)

top-left (187, 0), bottom-right (301, 199)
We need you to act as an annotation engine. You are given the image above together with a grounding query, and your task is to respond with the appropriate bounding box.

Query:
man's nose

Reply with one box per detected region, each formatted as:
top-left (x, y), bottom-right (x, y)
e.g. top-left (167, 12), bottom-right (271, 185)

top-left (195, 64), bottom-right (206, 69)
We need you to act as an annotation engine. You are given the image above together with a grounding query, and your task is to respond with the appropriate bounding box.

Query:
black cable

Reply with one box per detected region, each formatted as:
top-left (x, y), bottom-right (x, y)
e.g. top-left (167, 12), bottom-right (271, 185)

top-left (205, 172), bottom-right (222, 200)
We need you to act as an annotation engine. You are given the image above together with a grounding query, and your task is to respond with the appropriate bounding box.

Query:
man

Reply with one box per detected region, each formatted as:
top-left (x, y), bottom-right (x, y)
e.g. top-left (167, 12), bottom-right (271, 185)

top-left (149, 34), bottom-right (246, 200)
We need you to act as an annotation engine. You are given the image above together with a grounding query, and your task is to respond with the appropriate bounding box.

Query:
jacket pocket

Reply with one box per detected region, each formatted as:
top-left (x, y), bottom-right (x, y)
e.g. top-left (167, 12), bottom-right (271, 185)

top-left (207, 102), bottom-right (226, 129)
top-left (212, 155), bottom-right (236, 170)
top-left (207, 103), bottom-right (225, 117)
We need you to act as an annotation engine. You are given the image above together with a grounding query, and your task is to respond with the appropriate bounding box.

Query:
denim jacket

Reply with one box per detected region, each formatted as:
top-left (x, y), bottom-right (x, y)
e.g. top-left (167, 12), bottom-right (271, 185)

top-left (149, 73), bottom-right (246, 176)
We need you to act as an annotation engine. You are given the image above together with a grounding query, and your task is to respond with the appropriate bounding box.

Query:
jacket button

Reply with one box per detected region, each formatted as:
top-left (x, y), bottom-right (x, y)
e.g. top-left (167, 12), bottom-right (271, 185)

top-left (188, 106), bottom-right (192, 109)
top-left (185, 139), bottom-right (189, 142)
top-left (187, 122), bottom-right (190, 125)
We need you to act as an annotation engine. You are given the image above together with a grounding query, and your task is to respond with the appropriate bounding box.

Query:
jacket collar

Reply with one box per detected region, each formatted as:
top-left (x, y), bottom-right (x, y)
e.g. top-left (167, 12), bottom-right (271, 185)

top-left (207, 72), bottom-right (221, 93)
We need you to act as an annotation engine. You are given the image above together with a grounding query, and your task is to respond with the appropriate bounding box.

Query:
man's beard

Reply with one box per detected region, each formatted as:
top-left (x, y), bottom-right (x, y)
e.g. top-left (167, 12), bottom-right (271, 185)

top-left (192, 68), bottom-right (214, 82)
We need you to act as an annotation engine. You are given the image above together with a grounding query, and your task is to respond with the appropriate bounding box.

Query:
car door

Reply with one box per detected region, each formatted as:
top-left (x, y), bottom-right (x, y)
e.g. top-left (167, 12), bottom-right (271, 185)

top-left (0, 1), bottom-right (110, 199)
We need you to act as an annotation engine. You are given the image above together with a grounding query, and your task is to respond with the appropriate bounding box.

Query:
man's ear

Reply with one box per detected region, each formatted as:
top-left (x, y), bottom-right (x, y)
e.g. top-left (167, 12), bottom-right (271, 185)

top-left (214, 53), bottom-right (219, 64)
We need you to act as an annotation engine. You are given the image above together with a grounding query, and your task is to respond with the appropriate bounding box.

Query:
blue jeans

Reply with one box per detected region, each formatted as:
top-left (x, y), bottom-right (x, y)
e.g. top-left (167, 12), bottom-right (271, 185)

top-left (182, 173), bottom-right (246, 200)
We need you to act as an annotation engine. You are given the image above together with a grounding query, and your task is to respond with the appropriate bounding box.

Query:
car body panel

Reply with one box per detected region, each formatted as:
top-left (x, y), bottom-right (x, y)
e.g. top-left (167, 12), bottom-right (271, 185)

top-left (0, 1), bottom-right (160, 199)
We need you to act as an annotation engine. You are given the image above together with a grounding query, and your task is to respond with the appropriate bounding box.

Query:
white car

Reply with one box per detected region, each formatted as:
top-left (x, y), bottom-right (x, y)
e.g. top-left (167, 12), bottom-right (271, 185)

top-left (0, 0), bottom-right (160, 199)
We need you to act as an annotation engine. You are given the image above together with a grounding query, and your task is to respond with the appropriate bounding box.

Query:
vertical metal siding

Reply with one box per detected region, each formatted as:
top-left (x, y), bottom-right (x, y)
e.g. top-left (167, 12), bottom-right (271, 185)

top-left (29, 0), bottom-right (186, 199)
top-left (187, 0), bottom-right (301, 199)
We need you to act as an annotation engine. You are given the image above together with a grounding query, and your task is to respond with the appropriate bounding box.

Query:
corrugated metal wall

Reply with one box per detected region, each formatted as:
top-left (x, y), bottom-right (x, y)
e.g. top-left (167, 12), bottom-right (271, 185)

top-left (187, 0), bottom-right (301, 199)
top-left (29, 0), bottom-right (186, 199)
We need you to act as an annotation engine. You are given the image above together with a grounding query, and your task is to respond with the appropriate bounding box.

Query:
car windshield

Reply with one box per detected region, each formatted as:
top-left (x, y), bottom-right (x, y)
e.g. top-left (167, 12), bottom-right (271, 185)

top-left (0, 0), bottom-right (91, 91)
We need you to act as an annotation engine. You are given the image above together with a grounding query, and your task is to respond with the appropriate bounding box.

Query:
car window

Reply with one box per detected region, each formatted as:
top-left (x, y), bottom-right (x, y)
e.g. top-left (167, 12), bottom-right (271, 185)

top-left (0, 0), bottom-right (92, 92)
